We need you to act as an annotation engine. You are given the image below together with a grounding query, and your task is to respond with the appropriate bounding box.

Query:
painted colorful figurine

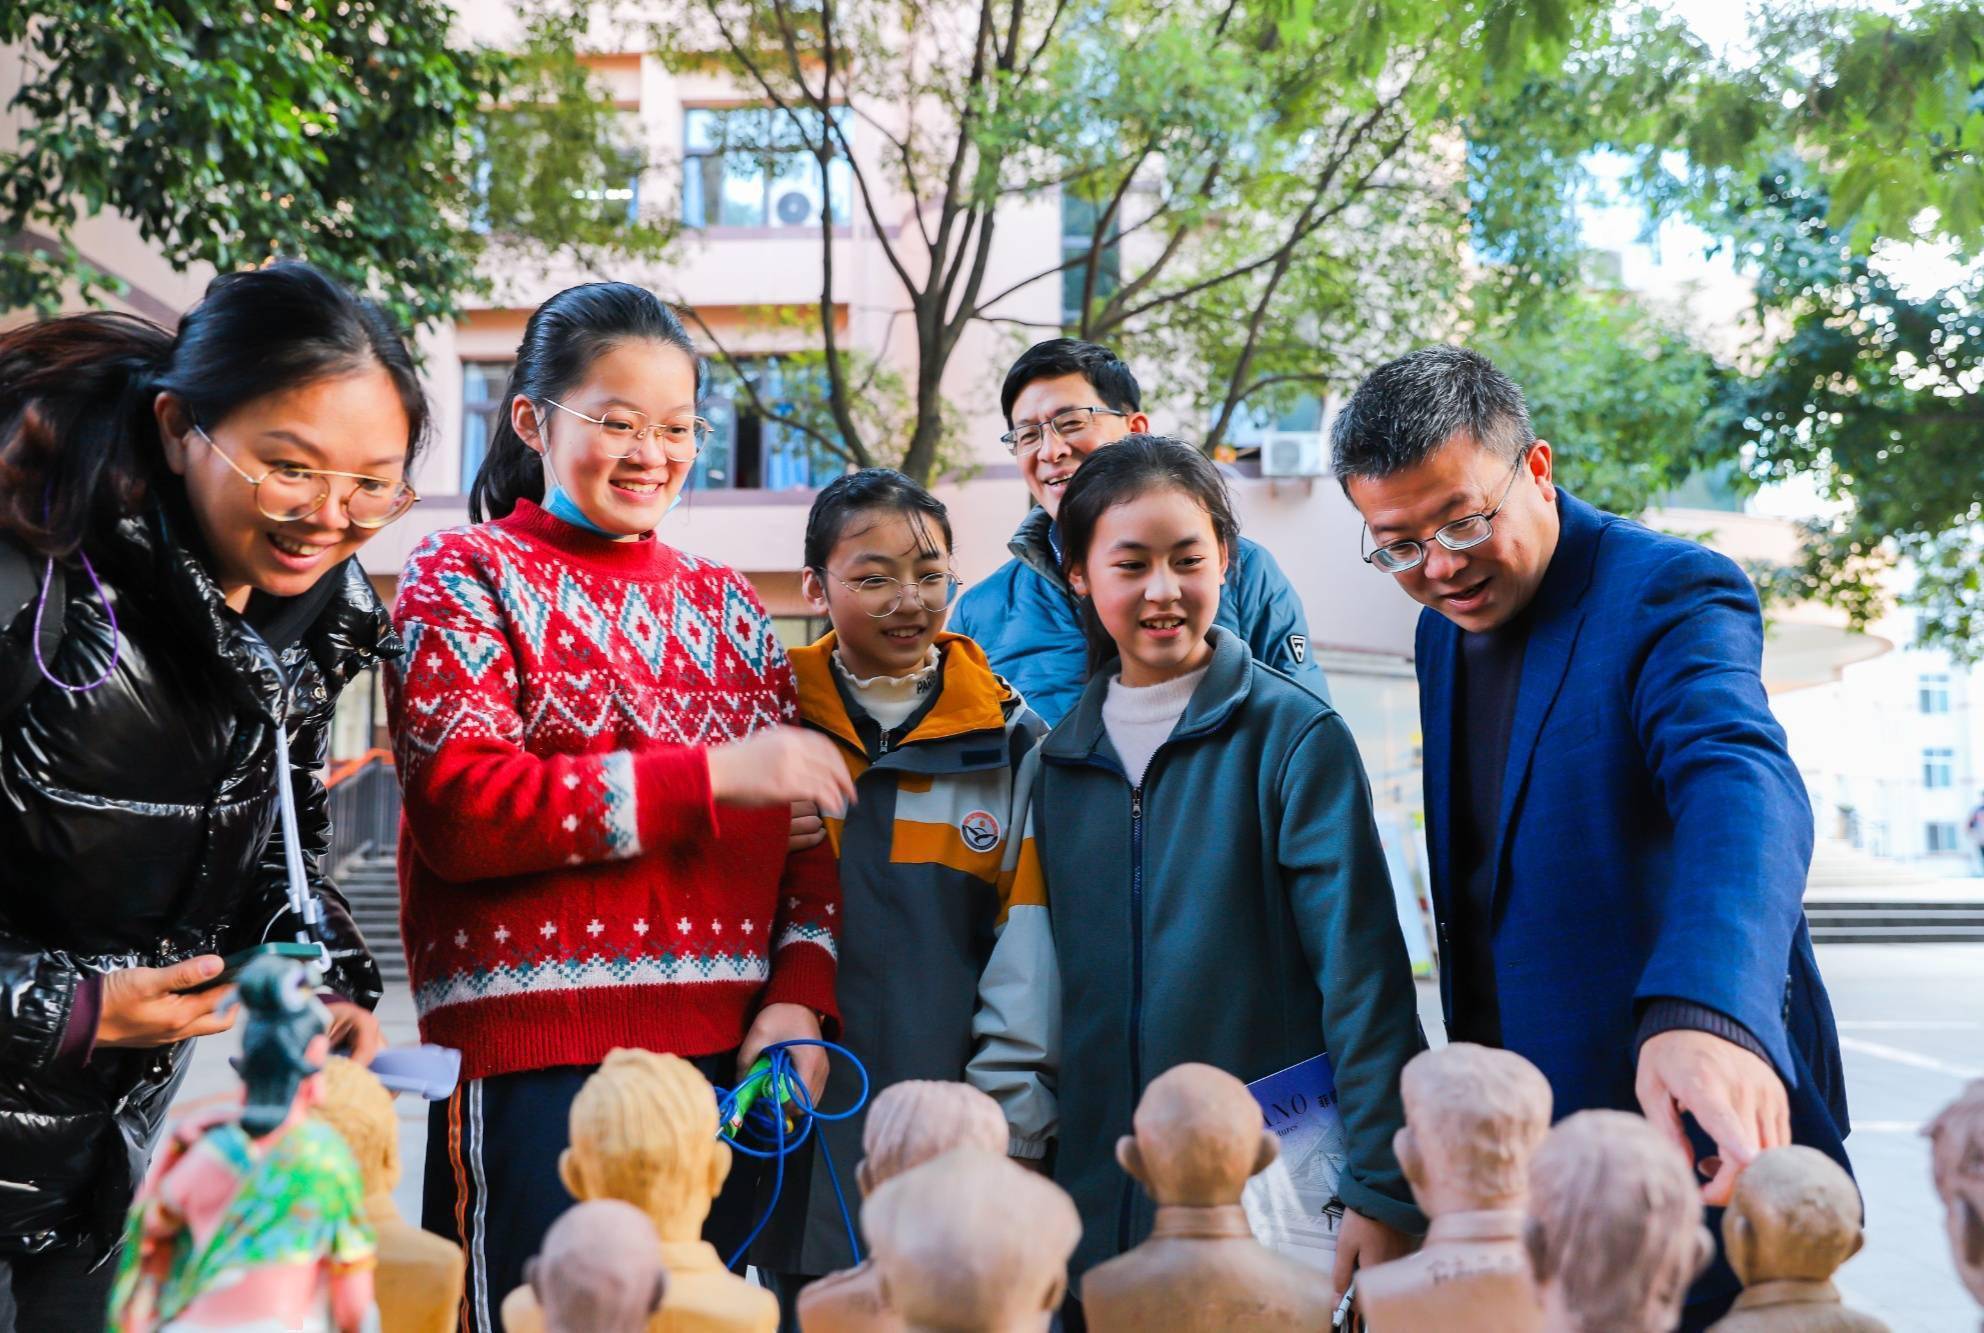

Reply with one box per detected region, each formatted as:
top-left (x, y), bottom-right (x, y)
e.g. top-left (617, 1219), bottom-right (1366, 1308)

top-left (109, 956), bottom-right (376, 1332)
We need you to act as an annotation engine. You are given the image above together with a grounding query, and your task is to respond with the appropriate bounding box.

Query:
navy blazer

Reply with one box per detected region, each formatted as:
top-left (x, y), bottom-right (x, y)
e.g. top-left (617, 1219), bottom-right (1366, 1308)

top-left (1417, 491), bottom-right (1849, 1152)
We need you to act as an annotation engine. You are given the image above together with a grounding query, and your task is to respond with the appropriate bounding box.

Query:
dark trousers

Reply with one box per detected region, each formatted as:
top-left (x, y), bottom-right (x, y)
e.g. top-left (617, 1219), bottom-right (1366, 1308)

top-left (422, 1053), bottom-right (766, 1333)
top-left (0, 1246), bottom-right (117, 1332)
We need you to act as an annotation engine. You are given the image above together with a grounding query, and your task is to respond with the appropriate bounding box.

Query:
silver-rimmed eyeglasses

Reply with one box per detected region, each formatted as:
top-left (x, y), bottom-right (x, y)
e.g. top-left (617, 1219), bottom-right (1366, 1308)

top-left (824, 570), bottom-right (964, 618)
top-left (1360, 448), bottom-right (1529, 574)
top-left (999, 406), bottom-right (1128, 456)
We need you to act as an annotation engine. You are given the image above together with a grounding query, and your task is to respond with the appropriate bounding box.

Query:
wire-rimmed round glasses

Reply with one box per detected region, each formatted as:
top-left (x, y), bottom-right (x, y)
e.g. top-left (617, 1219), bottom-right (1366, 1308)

top-left (193, 423), bottom-right (419, 529)
top-left (543, 398), bottom-right (714, 463)
top-left (1360, 448), bottom-right (1529, 574)
top-left (825, 570), bottom-right (964, 618)
top-left (999, 406), bottom-right (1129, 456)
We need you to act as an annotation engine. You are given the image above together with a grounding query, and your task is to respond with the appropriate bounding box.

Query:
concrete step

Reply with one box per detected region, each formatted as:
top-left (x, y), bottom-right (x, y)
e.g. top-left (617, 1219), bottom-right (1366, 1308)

top-left (1806, 899), bottom-right (1984, 943)
top-left (337, 853), bottom-right (406, 983)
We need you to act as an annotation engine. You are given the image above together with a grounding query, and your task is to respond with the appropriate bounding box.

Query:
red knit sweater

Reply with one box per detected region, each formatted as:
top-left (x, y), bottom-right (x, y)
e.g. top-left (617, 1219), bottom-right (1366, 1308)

top-left (386, 500), bottom-right (839, 1081)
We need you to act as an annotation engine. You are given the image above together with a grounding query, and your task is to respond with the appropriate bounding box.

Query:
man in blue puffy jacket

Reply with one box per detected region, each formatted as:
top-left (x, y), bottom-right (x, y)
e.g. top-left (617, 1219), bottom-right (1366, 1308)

top-left (951, 338), bottom-right (1328, 725)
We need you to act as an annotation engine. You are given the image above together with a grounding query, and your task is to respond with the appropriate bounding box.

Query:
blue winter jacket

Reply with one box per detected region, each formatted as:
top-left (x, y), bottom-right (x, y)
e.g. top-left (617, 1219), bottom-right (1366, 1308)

top-left (951, 506), bottom-right (1328, 727)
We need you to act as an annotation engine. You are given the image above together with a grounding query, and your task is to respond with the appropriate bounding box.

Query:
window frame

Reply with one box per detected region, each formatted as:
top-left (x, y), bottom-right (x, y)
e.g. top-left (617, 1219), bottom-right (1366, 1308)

top-left (681, 104), bottom-right (853, 232)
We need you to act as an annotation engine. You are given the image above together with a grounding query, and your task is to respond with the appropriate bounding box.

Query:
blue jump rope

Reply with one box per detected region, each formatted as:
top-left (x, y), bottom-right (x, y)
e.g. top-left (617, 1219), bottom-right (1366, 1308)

top-left (712, 1038), bottom-right (871, 1272)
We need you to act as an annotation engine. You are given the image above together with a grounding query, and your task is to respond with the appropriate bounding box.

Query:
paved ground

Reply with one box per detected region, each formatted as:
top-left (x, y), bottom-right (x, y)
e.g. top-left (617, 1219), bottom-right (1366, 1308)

top-left (174, 943), bottom-right (1983, 1328)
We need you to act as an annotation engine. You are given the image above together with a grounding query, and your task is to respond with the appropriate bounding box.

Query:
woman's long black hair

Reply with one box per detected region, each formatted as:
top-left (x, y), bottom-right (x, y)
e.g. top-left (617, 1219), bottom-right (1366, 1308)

top-left (1054, 435), bottom-right (1241, 678)
top-left (467, 283), bottom-right (706, 523)
top-left (0, 262), bottom-right (428, 559)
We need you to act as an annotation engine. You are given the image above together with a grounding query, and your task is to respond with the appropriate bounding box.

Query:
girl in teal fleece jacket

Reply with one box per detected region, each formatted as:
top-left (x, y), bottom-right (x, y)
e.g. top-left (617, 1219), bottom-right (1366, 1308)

top-left (967, 436), bottom-right (1424, 1316)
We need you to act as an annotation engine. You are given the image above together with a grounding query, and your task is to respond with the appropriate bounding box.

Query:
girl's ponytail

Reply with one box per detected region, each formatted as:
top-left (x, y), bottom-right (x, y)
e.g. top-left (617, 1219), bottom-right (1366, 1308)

top-left (468, 282), bottom-right (705, 523)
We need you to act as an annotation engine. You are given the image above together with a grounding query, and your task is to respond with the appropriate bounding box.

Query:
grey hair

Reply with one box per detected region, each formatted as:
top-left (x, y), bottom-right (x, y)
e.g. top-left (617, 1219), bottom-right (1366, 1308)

top-left (1330, 346), bottom-right (1534, 485)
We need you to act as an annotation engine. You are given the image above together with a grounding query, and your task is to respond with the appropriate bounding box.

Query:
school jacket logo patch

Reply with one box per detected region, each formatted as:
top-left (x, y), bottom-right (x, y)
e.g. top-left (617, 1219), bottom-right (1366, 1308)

top-left (959, 809), bottom-right (1002, 852)
top-left (1287, 633), bottom-right (1307, 664)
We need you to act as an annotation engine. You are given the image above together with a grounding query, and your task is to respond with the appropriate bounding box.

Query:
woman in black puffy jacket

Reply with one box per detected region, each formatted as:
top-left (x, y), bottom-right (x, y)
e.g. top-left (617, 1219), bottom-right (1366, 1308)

top-left (0, 262), bottom-right (427, 1329)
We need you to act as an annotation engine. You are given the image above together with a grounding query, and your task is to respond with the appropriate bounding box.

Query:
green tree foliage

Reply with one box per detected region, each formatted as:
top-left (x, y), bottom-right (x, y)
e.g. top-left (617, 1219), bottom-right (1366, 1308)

top-left (634, 0), bottom-right (1609, 481)
top-left (1, 2), bottom-right (676, 330)
top-left (1721, 167), bottom-right (1984, 659)
top-left (1, 0), bottom-right (492, 328)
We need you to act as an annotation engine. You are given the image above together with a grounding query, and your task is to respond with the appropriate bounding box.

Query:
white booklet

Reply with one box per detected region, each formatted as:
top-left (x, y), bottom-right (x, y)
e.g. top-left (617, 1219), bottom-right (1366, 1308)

top-left (1240, 1051), bottom-right (1346, 1273)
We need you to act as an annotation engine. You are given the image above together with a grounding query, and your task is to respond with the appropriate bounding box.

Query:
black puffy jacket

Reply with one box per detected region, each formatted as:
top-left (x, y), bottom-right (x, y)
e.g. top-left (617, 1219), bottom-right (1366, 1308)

top-left (0, 494), bottom-right (389, 1260)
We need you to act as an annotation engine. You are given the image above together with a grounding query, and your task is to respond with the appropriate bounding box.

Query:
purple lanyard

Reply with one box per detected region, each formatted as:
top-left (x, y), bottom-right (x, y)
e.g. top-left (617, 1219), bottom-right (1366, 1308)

top-left (31, 547), bottom-right (120, 692)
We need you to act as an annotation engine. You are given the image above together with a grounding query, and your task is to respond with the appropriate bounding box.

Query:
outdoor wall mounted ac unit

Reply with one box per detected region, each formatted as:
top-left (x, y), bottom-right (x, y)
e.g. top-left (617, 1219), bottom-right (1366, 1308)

top-left (774, 182), bottom-right (824, 227)
top-left (1259, 431), bottom-right (1329, 478)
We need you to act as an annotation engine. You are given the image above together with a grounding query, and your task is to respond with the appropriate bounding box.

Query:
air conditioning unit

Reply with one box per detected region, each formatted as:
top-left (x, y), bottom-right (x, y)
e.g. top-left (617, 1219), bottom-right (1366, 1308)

top-left (1259, 431), bottom-right (1328, 478)
top-left (773, 181), bottom-right (824, 227)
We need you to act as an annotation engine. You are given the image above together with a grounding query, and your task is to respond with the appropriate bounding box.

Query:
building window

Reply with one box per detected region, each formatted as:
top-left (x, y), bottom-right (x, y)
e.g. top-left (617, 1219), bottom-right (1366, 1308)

top-left (1061, 192), bottom-right (1121, 328)
top-left (1923, 747), bottom-right (1955, 789)
top-left (461, 361), bottom-right (513, 493)
top-left (1927, 822), bottom-right (1961, 853)
top-left (683, 107), bottom-right (851, 229)
top-left (692, 357), bottom-right (844, 492)
top-left (1920, 674), bottom-right (1952, 714)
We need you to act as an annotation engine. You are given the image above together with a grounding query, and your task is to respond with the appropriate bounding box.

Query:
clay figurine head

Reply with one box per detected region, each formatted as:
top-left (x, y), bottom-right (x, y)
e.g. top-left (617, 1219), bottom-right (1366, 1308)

top-left (866, 1149), bottom-right (1080, 1331)
top-left (1395, 1043), bottom-right (1552, 1216)
top-left (1723, 1146), bottom-right (1863, 1289)
top-left (231, 954), bottom-right (333, 1136)
top-left (1117, 1063), bottom-right (1275, 1207)
top-left (1525, 1110), bottom-right (1712, 1333)
top-left (1928, 1078), bottom-right (1984, 1308)
top-left (858, 1080), bottom-right (1010, 1197)
top-left (560, 1049), bottom-right (729, 1242)
top-left (313, 1056), bottom-right (400, 1199)
top-left (528, 1199), bottom-right (668, 1333)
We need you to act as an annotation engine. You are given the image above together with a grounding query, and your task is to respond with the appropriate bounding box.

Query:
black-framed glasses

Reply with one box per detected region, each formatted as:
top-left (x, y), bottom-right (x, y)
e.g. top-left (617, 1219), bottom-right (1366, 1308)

top-left (193, 423), bottom-right (419, 529)
top-left (824, 569), bottom-right (964, 618)
top-left (1360, 448), bottom-right (1529, 574)
top-left (542, 398), bottom-right (714, 463)
top-left (999, 406), bottom-right (1129, 455)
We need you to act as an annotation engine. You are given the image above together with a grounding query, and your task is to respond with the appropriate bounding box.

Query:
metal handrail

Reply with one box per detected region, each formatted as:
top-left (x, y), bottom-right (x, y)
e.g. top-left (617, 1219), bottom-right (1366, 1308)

top-left (326, 750), bottom-right (401, 876)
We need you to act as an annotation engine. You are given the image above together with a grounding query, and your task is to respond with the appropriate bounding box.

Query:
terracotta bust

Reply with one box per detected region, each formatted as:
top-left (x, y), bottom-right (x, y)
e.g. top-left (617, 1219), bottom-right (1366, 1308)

top-left (865, 1148), bottom-right (1080, 1332)
top-left (1525, 1109), bottom-right (1712, 1333)
top-left (1081, 1063), bottom-right (1335, 1331)
top-left (501, 1049), bottom-right (777, 1333)
top-left (528, 1199), bottom-right (669, 1333)
top-left (1928, 1078), bottom-right (1984, 1324)
top-left (1361, 1043), bottom-right (1548, 1333)
top-left (799, 1080), bottom-right (1009, 1333)
top-left (1706, 1145), bottom-right (1886, 1332)
top-left (314, 1056), bottom-right (465, 1333)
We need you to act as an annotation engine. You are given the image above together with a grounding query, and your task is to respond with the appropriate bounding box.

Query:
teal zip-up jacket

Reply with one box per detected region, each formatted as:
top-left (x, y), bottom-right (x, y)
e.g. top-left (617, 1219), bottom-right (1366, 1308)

top-left (950, 506), bottom-right (1329, 727)
top-left (969, 628), bottom-right (1423, 1281)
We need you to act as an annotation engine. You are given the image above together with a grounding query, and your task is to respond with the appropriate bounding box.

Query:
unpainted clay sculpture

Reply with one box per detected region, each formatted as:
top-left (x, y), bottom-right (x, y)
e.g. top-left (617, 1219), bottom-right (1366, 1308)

top-left (1706, 1145), bottom-right (1886, 1332)
top-left (798, 1080), bottom-right (1009, 1333)
top-left (527, 1199), bottom-right (669, 1333)
top-left (109, 956), bottom-right (376, 1333)
top-left (1360, 1043), bottom-right (1549, 1333)
top-left (500, 1049), bottom-right (777, 1333)
top-left (1080, 1063), bottom-right (1335, 1332)
top-left (313, 1056), bottom-right (465, 1333)
top-left (864, 1148), bottom-right (1080, 1333)
top-left (1525, 1109), bottom-right (1712, 1333)
top-left (1928, 1078), bottom-right (1984, 1325)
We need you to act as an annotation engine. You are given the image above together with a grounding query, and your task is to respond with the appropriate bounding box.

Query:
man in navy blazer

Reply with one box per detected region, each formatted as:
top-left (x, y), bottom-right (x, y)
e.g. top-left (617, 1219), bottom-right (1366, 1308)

top-left (1332, 347), bottom-right (1849, 1328)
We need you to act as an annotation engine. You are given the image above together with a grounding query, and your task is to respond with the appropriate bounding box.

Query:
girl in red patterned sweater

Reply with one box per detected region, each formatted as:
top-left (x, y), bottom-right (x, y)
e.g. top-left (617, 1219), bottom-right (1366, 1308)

top-left (386, 284), bottom-right (853, 1331)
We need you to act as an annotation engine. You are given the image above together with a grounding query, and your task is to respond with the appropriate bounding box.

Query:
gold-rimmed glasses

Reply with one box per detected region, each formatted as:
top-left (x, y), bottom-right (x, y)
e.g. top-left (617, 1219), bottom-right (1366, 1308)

top-left (542, 398), bottom-right (714, 463)
top-left (193, 423), bottom-right (419, 529)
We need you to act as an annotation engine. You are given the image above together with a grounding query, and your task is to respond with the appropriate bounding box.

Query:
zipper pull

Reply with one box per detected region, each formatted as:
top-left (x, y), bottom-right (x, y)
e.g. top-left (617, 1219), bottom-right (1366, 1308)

top-left (878, 727), bottom-right (892, 755)
top-left (1132, 787), bottom-right (1142, 820)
